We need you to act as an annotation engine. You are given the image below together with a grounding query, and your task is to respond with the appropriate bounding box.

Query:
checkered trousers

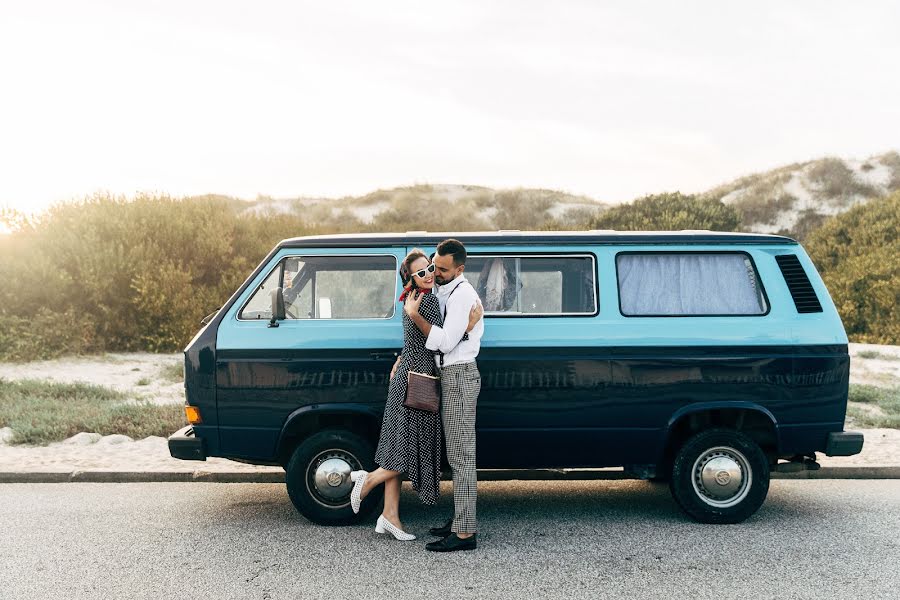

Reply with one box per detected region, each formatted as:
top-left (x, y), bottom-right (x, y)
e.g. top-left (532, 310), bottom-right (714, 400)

top-left (440, 361), bottom-right (481, 534)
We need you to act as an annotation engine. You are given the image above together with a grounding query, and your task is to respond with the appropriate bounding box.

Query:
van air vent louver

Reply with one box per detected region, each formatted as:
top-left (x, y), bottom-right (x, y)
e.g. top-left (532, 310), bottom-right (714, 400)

top-left (775, 254), bottom-right (822, 313)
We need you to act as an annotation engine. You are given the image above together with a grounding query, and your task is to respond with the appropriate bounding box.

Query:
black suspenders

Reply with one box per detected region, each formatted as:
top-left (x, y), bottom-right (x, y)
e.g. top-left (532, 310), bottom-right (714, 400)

top-left (437, 281), bottom-right (469, 369)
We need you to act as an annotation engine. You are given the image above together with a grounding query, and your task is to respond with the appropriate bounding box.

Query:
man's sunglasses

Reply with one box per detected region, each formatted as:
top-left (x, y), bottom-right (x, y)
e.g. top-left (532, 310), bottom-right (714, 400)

top-left (412, 263), bottom-right (436, 279)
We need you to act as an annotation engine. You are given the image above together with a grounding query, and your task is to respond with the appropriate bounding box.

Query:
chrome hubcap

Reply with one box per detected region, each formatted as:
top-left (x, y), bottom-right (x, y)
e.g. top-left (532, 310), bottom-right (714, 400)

top-left (691, 446), bottom-right (752, 508)
top-left (308, 451), bottom-right (356, 506)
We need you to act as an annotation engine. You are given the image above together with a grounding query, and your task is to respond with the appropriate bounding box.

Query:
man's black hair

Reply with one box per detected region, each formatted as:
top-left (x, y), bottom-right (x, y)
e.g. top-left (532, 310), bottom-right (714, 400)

top-left (436, 238), bottom-right (467, 266)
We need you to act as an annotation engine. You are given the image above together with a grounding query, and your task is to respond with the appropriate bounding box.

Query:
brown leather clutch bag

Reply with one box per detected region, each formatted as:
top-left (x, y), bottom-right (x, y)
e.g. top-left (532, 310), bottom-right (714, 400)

top-left (404, 371), bottom-right (441, 413)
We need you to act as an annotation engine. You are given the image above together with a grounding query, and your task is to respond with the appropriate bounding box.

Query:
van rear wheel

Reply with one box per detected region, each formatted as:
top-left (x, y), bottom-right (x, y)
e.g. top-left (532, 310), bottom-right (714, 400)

top-left (285, 429), bottom-right (382, 525)
top-left (669, 428), bottom-right (769, 524)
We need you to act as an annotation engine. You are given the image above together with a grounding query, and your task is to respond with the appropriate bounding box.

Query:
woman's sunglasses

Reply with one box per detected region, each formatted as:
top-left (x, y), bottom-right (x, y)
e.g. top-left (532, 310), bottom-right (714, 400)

top-left (413, 263), bottom-right (436, 279)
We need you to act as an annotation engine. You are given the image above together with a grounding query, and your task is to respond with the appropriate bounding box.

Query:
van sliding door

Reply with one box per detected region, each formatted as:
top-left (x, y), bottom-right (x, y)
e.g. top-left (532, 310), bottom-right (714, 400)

top-left (464, 250), bottom-right (605, 469)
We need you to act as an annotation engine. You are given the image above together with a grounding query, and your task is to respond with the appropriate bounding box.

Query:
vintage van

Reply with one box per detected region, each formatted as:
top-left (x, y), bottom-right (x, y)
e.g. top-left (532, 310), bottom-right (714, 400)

top-left (168, 231), bottom-right (863, 524)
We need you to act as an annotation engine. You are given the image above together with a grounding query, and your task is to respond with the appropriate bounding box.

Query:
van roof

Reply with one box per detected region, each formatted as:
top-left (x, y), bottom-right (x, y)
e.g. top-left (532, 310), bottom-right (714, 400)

top-left (278, 230), bottom-right (797, 248)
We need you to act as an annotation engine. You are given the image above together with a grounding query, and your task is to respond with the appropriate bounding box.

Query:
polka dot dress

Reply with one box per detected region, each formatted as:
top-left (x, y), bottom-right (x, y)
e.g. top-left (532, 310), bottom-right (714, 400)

top-left (374, 292), bottom-right (443, 505)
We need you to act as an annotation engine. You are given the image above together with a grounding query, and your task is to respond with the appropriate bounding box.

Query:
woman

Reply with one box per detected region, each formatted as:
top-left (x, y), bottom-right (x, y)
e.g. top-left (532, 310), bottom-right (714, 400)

top-left (349, 249), bottom-right (482, 540)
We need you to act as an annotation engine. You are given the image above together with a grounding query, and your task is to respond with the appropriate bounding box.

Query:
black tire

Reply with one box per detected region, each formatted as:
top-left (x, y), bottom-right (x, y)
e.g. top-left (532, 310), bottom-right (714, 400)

top-left (285, 429), bottom-right (383, 525)
top-left (669, 428), bottom-right (769, 524)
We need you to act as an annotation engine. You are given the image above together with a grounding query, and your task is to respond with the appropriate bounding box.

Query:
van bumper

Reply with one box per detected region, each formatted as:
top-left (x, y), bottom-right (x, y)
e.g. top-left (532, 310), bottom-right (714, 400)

top-left (824, 431), bottom-right (864, 456)
top-left (168, 425), bottom-right (207, 461)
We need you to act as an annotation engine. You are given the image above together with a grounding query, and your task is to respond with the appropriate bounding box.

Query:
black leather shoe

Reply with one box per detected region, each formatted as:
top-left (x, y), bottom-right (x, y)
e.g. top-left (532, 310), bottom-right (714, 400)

top-left (425, 533), bottom-right (477, 552)
top-left (429, 518), bottom-right (454, 538)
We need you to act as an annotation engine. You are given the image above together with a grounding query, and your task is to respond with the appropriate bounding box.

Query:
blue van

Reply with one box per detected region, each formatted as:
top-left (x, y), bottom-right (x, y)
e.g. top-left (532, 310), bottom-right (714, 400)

top-left (168, 231), bottom-right (863, 524)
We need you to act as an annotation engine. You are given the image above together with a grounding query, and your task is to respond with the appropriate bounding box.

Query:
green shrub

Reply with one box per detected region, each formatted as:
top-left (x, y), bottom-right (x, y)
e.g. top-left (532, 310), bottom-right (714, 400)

top-left (0, 193), bottom-right (313, 358)
top-left (778, 208), bottom-right (828, 241)
top-left (0, 183), bottom-right (893, 358)
top-left (589, 192), bottom-right (741, 231)
top-left (491, 190), bottom-right (555, 230)
top-left (548, 206), bottom-right (606, 230)
top-left (372, 190), bottom-right (492, 232)
top-left (0, 308), bottom-right (99, 361)
top-left (805, 192), bottom-right (900, 344)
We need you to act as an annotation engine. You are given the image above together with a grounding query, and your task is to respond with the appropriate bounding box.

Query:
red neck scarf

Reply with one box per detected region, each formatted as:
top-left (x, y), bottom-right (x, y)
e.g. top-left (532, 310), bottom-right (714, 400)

top-left (398, 284), bottom-right (433, 302)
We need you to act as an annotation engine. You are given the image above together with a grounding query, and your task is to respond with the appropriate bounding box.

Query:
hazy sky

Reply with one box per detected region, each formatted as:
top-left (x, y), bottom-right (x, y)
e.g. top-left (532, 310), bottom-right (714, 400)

top-left (1, 0), bottom-right (898, 216)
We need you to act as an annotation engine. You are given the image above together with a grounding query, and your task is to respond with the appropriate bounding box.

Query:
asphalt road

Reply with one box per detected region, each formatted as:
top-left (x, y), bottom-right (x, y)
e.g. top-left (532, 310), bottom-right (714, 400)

top-left (1, 480), bottom-right (898, 600)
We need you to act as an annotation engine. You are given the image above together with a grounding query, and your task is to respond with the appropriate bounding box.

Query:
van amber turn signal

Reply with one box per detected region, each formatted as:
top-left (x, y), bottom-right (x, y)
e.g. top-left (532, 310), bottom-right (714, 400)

top-left (184, 405), bottom-right (202, 424)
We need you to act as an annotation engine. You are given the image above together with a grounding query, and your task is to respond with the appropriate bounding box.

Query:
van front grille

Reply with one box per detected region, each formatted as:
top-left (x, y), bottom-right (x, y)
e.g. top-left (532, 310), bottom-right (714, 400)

top-left (775, 254), bottom-right (823, 313)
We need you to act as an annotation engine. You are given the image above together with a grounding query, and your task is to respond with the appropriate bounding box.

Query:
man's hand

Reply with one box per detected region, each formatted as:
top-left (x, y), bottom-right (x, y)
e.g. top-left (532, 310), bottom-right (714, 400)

top-left (404, 290), bottom-right (424, 317)
top-left (466, 300), bottom-right (483, 332)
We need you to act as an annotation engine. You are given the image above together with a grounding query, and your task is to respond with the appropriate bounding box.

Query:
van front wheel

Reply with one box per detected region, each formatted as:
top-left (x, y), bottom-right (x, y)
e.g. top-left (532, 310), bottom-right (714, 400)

top-left (669, 428), bottom-right (769, 524)
top-left (285, 429), bottom-right (382, 525)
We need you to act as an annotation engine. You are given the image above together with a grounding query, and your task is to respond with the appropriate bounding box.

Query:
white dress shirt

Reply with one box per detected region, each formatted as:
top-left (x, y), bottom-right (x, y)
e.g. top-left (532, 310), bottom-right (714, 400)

top-left (425, 275), bottom-right (484, 368)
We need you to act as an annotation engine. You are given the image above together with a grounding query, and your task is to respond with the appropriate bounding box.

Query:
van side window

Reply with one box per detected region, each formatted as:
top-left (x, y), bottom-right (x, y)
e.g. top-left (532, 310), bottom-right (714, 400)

top-left (239, 262), bottom-right (282, 320)
top-left (466, 255), bottom-right (597, 316)
top-left (616, 253), bottom-right (767, 316)
top-left (240, 254), bottom-right (397, 320)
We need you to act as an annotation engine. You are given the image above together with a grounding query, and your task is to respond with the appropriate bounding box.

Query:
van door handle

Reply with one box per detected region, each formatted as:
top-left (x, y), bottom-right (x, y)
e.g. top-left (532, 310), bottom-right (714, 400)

top-left (370, 352), bottom-right (397, 360)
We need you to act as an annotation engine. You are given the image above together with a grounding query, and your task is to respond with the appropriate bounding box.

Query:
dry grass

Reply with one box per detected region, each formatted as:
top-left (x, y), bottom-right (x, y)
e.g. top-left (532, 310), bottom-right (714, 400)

top-left (158, 361), bottom-right (184, 383)
top-left (805, 157), bottom-right (879, 206)
top-left (857, 350), bottom-right (900, 361)
top-left (847, 384), bottom-right (900, 429)
top-left (880, 151), bottom-right (900, 192)
top-left (0, 378), bottom-right (185, 445)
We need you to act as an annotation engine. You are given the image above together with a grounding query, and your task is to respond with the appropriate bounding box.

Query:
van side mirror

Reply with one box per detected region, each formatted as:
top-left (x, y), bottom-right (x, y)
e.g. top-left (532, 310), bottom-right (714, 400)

top-left (269, 287), bottom-right (286, 327)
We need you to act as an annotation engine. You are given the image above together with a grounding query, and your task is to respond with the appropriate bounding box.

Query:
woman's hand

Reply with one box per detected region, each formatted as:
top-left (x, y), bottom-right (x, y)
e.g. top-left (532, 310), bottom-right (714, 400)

top-left (390, 355), bottom-right (401, 380)
top-left (466, 300), bottom-right (483, 332)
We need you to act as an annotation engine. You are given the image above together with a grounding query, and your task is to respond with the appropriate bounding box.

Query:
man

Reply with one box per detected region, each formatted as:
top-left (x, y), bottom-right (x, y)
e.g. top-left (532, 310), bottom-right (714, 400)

top-left (404, 238), bottom-right (484, 552)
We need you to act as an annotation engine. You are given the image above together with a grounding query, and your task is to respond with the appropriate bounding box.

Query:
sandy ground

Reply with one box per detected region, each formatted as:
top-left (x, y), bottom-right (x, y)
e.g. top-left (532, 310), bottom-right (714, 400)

top-left (818, 428), bottom-right (899, 467)
top-left (0, 344), bottom-right (898, 471)
top-left (0, 352), bottom-right (186, 406)
top-left (0, 435), bottom-right (281, 472)
top-left (848, 342), bottom-right (900, 387)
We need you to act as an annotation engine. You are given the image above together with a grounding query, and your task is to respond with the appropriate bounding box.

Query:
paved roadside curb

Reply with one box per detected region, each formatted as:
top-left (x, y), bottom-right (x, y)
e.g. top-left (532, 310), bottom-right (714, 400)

top-left (1, 466), bottom-right (899, 484)
top-left (0, 471), bottom-right (286, 484)
top-left (772, 466), bottom-right (900, 479)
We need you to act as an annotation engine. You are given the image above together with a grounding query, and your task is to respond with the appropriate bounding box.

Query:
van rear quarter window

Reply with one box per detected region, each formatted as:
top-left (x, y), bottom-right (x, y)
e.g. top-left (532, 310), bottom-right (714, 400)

top-left (616, 252), bottom-right (767, 316)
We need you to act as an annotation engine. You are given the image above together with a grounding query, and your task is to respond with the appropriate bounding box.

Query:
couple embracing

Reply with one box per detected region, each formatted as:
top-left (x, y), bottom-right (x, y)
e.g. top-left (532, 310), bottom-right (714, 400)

top-left (349, 239), bottom-right (484, 553)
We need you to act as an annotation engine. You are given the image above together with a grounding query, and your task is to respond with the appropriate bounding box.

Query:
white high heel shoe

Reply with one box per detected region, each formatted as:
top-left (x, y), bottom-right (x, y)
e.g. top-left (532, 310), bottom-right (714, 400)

top-left (349, 470), bottom-right (368, 514)
top-left (375, 515), bottom-right (416, 541)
